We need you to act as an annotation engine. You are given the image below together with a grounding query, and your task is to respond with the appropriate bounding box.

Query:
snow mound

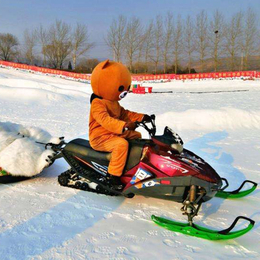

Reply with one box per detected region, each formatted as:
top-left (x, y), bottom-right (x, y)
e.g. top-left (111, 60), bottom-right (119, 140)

top-left (0, 85), bottom-right (72, 104)
top-left (0, 78), bottom-right (90, 97)
top-left (0, 121), bottom-right (61, 177)
top-left (143, 79), bottom-right (260, 92)
top-left (157, 108), bottom-right (260, 131)
top-left (0, 70), bottom-right (91, 104)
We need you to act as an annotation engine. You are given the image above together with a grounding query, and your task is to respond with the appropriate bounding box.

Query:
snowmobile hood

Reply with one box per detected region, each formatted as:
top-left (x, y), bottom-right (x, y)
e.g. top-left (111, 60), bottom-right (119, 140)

top-left (147, 148), bottom-right (221, 184)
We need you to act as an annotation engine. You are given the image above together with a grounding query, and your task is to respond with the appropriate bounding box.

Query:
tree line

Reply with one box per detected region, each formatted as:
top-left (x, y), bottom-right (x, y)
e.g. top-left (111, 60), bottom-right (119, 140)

top-left (0, 8), bottom-right (260, 74)
top-left (0, 21), bottom-right (94, 71)
top-left (106, 8), bottom-right (260, 73)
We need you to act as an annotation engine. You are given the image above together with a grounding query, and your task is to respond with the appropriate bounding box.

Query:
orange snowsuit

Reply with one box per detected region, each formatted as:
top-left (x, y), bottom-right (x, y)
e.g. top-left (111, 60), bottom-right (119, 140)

top-left (89, 99), bottom-right (144, 176)
top-left (89, 60), bottom-right (144, 176)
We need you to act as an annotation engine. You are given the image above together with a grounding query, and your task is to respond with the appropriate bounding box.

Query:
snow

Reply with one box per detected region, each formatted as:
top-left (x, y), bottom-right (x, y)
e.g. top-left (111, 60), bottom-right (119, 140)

top-left (0, 66), bottom-right (260, 259)
top-left (0, 122), bottom-right (61, 176)
top-left (157, 108), bottom-right (260, 131)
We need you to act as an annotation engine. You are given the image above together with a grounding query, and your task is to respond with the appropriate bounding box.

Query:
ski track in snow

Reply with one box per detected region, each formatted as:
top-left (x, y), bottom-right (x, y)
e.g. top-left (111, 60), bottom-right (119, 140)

top-left (0, 67), bottom-right (260, 260)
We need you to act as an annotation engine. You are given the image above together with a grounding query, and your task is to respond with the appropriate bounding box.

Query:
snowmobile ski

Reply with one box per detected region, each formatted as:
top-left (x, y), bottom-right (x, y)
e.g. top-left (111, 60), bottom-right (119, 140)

top-left (151, 215), bottom-right (255, 240)
top-left (216, 179), bottom-right (257, 199)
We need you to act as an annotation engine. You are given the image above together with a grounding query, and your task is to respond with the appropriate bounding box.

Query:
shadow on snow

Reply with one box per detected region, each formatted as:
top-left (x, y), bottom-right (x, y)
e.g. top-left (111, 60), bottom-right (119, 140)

top-left (0, 131), bottom-right (253, 258)
top-left (185, 131), bottom-right (248, 221)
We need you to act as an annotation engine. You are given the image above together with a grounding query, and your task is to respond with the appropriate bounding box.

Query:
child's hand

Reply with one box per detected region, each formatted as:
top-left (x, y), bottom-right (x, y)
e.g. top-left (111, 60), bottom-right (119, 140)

top-left (124, 122), bottom-right (137, 131)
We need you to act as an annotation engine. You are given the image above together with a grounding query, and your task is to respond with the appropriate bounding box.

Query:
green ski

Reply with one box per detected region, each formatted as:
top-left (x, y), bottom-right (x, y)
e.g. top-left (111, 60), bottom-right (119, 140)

top-left (216, 179), bottom-right (257, 199)
top-left (151, 215), bottom-right (255, 240)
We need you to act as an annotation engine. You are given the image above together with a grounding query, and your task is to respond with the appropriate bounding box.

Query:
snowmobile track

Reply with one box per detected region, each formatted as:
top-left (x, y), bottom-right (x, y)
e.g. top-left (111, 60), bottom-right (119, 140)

top-left (58, 150), bottom-right (121, 197)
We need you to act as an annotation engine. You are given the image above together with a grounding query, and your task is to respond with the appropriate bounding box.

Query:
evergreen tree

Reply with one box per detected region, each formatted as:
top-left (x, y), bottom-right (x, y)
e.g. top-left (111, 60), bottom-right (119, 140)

top-left (68, 61), bottom-right (73, 70)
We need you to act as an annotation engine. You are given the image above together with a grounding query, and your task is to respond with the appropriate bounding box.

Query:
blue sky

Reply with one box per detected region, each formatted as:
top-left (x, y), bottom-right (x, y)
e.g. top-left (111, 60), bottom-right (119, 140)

top-left (0, 0), bottom-right (259, 59)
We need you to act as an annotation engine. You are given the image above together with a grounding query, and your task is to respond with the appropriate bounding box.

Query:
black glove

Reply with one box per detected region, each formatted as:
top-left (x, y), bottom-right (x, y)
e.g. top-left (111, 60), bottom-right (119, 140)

top-left (142, 114), bottom-right (155, 123)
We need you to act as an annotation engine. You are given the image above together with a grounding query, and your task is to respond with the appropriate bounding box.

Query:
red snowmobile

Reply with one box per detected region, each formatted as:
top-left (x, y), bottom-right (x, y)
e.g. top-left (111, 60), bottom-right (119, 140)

top-left (51, 117), bottom-right (257, 240)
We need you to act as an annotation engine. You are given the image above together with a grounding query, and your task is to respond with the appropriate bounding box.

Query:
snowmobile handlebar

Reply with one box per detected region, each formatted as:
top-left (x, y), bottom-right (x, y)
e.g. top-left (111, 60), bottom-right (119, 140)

top-left (136, 114), bottom-right (156, 137)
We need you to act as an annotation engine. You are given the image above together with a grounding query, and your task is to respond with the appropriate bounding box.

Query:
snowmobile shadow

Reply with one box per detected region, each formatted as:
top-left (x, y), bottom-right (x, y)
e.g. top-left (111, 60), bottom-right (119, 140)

top-left (0, 147), bottom-right (125, 258)
top-left (40, 158), bottom-right (68, 178)
top-left (0, 161), bottom-right (62, 193)
top-left (0, 181), bottom-right (124, 259)
top-left (185, 131), bottom-right (248, 221)
top-left (0, 176), bottom-right (30, 184)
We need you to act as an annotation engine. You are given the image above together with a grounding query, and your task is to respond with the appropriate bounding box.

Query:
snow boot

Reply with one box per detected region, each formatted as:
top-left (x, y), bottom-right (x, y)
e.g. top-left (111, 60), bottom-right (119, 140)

top-left (106, 174), bottom-right (124, 191)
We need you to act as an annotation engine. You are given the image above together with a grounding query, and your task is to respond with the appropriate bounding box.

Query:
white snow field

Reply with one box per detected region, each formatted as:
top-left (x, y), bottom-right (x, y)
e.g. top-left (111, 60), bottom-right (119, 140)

top-left (0, 66), bottom-right (260, 260)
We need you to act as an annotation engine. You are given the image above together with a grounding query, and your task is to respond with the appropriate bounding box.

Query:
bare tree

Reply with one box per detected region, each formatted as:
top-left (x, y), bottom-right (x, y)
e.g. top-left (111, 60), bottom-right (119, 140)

top-left (162, 12), bottom-right (174, 73)
top-left (124, 17), bottom-right (143, 72)
top-left (76, 58), bottom-right (99, 73)
top-left (150, 16), bottom-right (163, 74)
top-left (105, 15), bottom-right (127, 62)
top-left (23, 29), bottom-right (38, 65)
top-left (43, 20), bottom-right (72, 69)
top-left (224, 12), bottom-right (243, 71)
top-left (240, 8), bottom-right (257, 70)
top-left (136, 32), bottom-right (146, 66)
top-left (71, 23), bottom-right (94, 69)
top-left (142, 21), bottom-right (154, 73)
top-left (0, 33), bottom-right (19, 61)
top-left (183, 16), bottom-right (195, 73)
top-left (172, 15), bottom-right (183, 74)
top-left (15, 47), bottom-right (24, 63)
top-left (209, 10), bottom-right (224, 71)
top-left (195, 10), bottom-right (209, 72)
top-left (37, 25), bottom-right (49, 66)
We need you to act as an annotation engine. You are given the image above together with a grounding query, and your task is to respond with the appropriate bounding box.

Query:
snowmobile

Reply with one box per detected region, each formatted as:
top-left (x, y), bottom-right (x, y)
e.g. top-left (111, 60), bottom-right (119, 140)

top-left (49, 117), bottom-right (257, 240)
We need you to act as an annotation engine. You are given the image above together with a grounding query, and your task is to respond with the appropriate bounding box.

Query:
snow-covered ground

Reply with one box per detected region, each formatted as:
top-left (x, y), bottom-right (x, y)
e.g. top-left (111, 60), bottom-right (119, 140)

top-left (0, 66), bottom-right (260, 260)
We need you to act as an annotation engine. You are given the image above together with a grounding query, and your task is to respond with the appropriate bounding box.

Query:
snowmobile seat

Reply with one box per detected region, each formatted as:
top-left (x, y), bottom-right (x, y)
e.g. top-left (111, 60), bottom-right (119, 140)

top-left (64, 138), bottom-right (111, 161)
top-left (63, 138), bottom-right (150, 171)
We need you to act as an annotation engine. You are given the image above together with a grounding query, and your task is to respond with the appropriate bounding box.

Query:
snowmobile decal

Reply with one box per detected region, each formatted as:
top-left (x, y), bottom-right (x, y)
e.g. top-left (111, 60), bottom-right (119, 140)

top-left (166, 164), bottom-right (189, 174)
top-left (163, 163), bottom-right (189, 173)
top-left (160, 158), bottom-right (189, 174)
top-left (130, 168), bottom-right (152, 184)
top-left (138, 180), bottom-right (160, 189)
top-left (91, 161), bottom-right (108, 175)
top-left (74, 156), bottom-right (108, 176)
top-left (134, 179), bottom-right (160, 189)
top-left (74, 156), bottom-right (92, 167)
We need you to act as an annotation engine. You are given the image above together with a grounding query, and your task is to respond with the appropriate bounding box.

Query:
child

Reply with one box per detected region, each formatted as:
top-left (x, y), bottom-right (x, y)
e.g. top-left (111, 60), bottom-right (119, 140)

top-left (89, 60), bottom-right (152, 190)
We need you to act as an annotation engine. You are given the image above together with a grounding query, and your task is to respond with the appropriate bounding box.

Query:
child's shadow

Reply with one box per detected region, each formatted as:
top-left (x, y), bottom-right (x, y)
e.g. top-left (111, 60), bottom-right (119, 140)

top-left (185, 131), bottom-right (248, 221)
